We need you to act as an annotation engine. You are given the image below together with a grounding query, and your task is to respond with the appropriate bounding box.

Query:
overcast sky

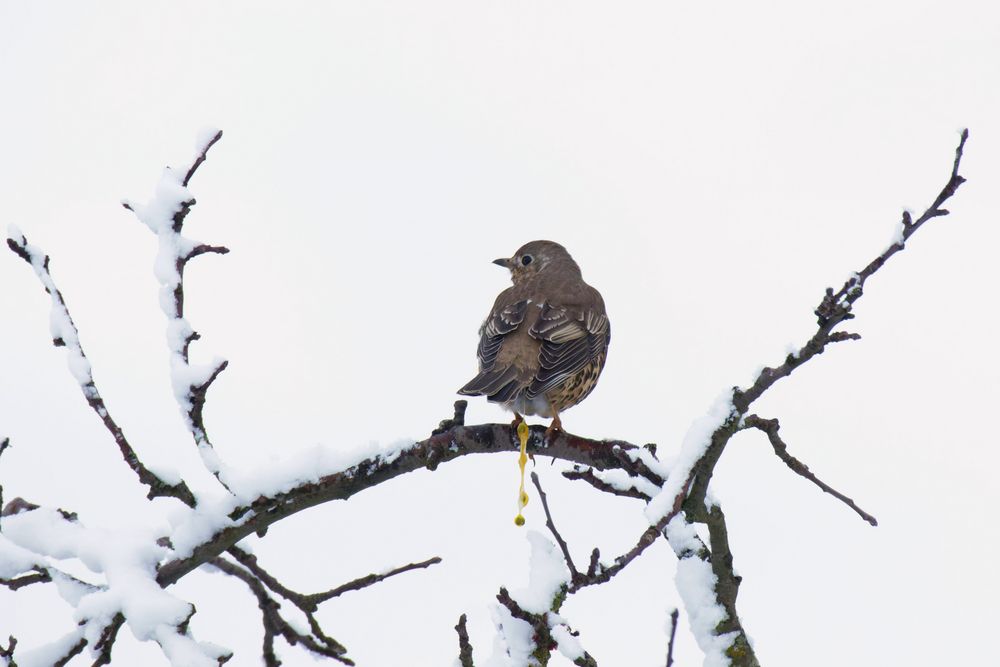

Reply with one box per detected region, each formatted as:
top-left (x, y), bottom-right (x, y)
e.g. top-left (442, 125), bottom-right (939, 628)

top-left (2, 2), bottom-right (998, 665)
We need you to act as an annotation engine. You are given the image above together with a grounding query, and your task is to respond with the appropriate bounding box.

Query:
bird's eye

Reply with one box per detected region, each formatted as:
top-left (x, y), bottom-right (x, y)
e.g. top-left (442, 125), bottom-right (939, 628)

top-left (521, 255), bottom-right (533, 266)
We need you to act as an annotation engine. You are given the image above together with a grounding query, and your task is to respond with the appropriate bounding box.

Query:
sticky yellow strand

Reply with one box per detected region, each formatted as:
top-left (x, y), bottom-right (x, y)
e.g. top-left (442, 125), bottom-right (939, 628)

top-left (514, 420), bottom-right (530, 526)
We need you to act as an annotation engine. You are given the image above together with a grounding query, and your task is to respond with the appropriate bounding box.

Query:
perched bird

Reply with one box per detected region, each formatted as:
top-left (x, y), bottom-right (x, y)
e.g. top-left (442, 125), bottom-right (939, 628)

top-left (458, 240), bottom-right (610, 433)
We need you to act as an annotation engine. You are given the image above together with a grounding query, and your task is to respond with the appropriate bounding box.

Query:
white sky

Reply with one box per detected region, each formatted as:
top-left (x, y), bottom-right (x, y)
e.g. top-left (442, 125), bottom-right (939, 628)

top-left (2, 2), bottom-right (998, 665)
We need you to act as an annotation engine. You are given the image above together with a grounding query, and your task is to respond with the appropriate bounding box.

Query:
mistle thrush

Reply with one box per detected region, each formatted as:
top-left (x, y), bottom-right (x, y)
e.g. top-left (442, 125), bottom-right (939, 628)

top-left (458, 240), bottom-right (610, 431)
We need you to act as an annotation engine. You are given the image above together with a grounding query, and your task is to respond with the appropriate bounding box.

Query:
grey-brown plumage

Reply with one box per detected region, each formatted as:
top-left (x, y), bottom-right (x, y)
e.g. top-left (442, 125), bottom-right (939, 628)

top-left (458, 240), bottom-right (610, 428)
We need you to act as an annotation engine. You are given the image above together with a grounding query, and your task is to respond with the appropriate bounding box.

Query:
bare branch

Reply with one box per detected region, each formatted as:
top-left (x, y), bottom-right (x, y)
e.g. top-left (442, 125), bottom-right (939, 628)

top-left (455, 614), bottom-right (475, 667)
top-left (743, 415), bottom-right (878, 526)
top-left (5, 232), bottom-right (196, 506)
top-left (702, 505), bottom-right (757, 664)
top-left (530, 472), bottom-right (580, 580)
top-left (225, 546), bottom-right (309, 609)
top-left (225, 546), bottom-right (440, 611)
top-left (0, 636), bottom-right (15, 664)
top-left (0, 437), bottom-right (8, 528)
top-left (185, 243), bottom-right (230, 261)
top-left (666, 608), bottom-right (679, 667)
top-left (304, 556), bottom-right (442, 607)
top-left (210, 557), bottom-right (353, 666)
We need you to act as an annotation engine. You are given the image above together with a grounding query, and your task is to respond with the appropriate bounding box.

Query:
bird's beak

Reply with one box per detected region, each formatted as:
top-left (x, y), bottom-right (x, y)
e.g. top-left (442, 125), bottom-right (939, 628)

top-left (493, 257), bottom-right (512, 268)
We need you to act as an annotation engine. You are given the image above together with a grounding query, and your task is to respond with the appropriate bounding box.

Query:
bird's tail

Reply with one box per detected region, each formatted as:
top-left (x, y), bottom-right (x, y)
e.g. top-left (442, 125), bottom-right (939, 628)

top-left (457, 366), bottom-right (519, 399)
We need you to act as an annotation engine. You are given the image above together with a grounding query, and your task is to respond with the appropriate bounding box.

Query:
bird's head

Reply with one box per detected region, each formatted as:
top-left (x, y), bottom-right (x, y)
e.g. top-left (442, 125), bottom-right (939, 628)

top-left (493, 240), bottom-right (580, 285)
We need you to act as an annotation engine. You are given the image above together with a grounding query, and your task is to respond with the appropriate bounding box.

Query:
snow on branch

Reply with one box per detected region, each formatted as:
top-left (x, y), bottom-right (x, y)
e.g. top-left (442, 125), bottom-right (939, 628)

top-left (0, 499), bottom-right (229, 667)
top-left (529, 131), bottom-right (970, 665)
top-left (122, 129), bottom-right (232, 491)
top-left (2, 130), bottom-right (971, 667)
top-left (483, 532), bottom-right (598, 667)
top-left (5, 233), bottom-right (196, 506)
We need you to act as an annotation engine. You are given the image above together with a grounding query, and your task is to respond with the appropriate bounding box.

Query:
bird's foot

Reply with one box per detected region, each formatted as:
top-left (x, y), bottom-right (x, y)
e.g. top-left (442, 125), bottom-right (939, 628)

top-left (544, 414), bottom-right (563, 442)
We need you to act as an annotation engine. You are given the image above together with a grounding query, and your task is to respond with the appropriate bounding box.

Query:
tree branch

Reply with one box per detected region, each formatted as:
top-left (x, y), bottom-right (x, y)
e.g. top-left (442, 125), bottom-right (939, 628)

top-left (90, 614), bottom-right (125, 667)
top-left (209, 556), bottom-right (353, 666)
top-left (157, 421), bottom-right (646, 587)
top-left (530, 472), bottom-right (580, 581)
top-left (122, 129), bottom-right (232, 493)
top-left (0, 438), bottom-right (8, 531)
top-left (743, 414), bottom-right (878, 526)
top-left (733, 129), bottom-right (969, 413)
top-left (0, 636), bottom-right (15, 665)
top-left (455, 614), bottom-right (475, 667)
top-left (5, 232), bottom-right (196, 506)
top-left (303, 556), bottom-right (442, 607)
top-left (666, 608), bottom-right (679, 667)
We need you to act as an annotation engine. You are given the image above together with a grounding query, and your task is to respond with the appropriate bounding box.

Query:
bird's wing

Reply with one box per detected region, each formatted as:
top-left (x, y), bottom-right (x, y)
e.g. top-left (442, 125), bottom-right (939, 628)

top-left (457, 298), bottom-right (528, 398)
top-left (526, 301), bottom-right (610, 398)
top-left (477, 298), bottom-right (528, 371)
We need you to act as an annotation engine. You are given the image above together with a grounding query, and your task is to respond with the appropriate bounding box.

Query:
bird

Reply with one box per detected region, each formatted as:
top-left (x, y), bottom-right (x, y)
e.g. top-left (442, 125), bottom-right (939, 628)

top-left (458, 240), bottom-right (611, 435)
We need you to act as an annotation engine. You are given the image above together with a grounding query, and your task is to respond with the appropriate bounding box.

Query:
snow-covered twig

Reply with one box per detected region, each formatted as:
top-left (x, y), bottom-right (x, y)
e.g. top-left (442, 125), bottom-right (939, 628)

top-left (4, 234), bottom-right (197, 506)
top-left (493, 587), bottom-right (599, 667)
top-left (742, 414), bottom-right (878, 526)
top-left (0, 499), bottom-right (229, 666)
top-left (562, 466), bottom-right (655, 500)
top-left (122, 129), bottom-right (232, 492)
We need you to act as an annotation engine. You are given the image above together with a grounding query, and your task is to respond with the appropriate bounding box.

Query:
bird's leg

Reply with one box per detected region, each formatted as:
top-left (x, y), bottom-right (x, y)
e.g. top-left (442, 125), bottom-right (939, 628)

top-left (511, 412), bottom-right (524, 430)
top-left (544, 411), bottom-right (563, 442)
top-left (514, 417), bottom-right (530, 527)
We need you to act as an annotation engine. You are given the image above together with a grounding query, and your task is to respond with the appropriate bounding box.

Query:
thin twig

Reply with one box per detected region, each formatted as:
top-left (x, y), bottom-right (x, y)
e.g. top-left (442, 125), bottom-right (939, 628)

top-left (303, 556), bottom-right (442, 607)
top-left (530, 472), bottom-right (580, 579)
top-left (743, 415), bottom-right (878, 526)
top-left (210, 557), bottom-right (353, 666)
top-left (0, 636), bottom-right (15, 664)
top-left (0, 569), bottom-right (50, 591)
top-left (183, 130), bottom-right (223, 187)
top-left (0, 438), bottom-right (8, 530)
top-left (52, 636), bottom-right (88, 667)
top-left (666, 608), bottom-right (679, 667)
